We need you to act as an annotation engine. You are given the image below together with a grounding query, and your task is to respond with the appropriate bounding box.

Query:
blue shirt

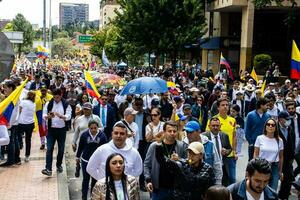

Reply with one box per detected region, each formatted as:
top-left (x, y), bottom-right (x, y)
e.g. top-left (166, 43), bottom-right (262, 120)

top-left (245, 110), bottom-right (270, 144)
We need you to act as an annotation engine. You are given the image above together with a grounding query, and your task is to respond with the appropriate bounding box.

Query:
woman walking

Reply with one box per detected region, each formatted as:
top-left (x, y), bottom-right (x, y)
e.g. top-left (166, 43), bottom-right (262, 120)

top-left (18, 91), bottom-right (36, 162)
top-left (145, 108), bottom-right (164, 143)
top-left (254, 118), bottom-right (284, 191)
top-left (91, 153), bottom-right (140, 200)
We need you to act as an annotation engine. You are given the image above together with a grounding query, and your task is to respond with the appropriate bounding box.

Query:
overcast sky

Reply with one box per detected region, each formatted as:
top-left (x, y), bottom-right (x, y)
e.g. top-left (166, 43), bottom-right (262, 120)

top-left (0, 0), bottom-right (100, 27)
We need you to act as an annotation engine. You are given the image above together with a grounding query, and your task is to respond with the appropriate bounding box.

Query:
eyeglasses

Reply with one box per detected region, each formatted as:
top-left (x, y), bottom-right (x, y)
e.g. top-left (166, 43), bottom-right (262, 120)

top-left (151, 114), bottom-right (159, 117)
top-left (102, 98), bottom-right (108, 101)
top-left (266, 123), bottom-right (276, 127)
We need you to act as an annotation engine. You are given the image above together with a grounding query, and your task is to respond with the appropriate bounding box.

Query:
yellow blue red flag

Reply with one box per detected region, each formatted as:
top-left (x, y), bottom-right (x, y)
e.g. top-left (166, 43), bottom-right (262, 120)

top-left (0, 78), bottom-right (28, 125)
top-left (84, 71), bottom-right (102, 104)
top-left (291, 40), bottom-right (300, 80)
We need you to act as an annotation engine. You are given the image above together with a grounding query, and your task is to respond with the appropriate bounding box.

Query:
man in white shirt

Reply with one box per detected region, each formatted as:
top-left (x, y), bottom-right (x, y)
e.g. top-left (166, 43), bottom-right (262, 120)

top-left (117, 107), bottom-right (139, 149)
top-left (87, 122), bottom-right (143, 180)
top-left (41, 89), bottom-right (72, 176)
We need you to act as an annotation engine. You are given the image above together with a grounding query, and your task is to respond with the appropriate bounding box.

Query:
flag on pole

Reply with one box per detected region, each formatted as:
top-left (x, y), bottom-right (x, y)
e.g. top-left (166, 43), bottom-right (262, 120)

top-left (220, 53), bottom-right (234, 80)
top-left (102, 48), bottom-right (110, 67)
top-left (261, 80), bottom-right (266, 97)
top-left (84, 71), bottom-right (103, 105)
top-left (0, 78), bottom-right (28, 125)
top-left (250, 68), bottom-right (259, 84)
top-left (291, 40), bottom-right (300, 80)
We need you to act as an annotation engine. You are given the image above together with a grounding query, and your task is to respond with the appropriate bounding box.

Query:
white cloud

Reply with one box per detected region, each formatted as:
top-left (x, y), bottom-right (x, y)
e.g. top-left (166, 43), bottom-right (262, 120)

top-left (0, 0), bottom-right (99, 27)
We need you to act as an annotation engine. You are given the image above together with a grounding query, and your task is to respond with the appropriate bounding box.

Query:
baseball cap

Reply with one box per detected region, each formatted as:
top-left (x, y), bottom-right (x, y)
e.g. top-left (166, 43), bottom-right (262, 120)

top-left (184, 121), bottom-right (200, 132)
top-left (82, 102), bottom-right (93, 110)
top-left (124, 107), bottom-right (138, 116)
top-left (183, 103), bottom-right (191, 110)
top-left (278, 111), bottom-right (292, 120)
top-left (187, 142), bottom-right (204, 154)
top-left (173, 96), bottom-right (181, 102)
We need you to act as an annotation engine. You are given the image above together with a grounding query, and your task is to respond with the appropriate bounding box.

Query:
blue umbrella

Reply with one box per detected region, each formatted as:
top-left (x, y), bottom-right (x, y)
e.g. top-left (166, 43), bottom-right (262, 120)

top-left (120, 77), bottom-right (168, 95)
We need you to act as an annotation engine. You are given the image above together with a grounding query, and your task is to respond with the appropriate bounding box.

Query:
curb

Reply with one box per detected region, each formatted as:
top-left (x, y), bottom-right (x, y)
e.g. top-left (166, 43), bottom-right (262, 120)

top-left (57, 156), bottom-right (70, 200)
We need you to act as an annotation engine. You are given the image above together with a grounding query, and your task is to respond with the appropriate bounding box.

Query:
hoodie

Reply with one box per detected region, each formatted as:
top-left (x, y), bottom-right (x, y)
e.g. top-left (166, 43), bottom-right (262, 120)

top-left (86, 140), bottom-right (143, 180)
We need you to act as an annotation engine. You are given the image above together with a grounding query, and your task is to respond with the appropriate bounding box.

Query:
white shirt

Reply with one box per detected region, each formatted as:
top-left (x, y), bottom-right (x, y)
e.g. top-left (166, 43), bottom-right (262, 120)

top-left (117, 120), bottom-right (139, 149)
top-left (114, 180), bottom-right (128, 200)
top-left (19, 100), bottom-right (36, 124)
top-left (210, 132), bottom-right (222, 161)
top-left (246, 190), bottom-right (264, 200)
top-left (43, 101), bottom-right (72, 128)
top-left (255, 135), bottom-right (284, 162)
top-left (267, 105), bottom-right (279, 120)
top-left (145, 121), bottom-right (165, 138)
top-left (143, 94), bottom-right (159, 110)
top-left (0, 125), bottom-right (9, 146)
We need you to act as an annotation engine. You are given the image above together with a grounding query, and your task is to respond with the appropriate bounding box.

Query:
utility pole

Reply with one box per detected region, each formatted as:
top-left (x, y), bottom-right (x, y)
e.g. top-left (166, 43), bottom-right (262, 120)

top-left (49, 0), bottom-right (52, 57)
top-left (43, 0), bottom-right (46, 47)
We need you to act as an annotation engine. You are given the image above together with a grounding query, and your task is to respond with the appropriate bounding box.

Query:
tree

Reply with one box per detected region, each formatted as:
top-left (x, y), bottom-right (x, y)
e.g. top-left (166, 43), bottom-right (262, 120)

top-left (11, 14), bottom-right (35, 55)
top-left (253, 54), bottom-right (272, 75)
top-left (114, 0), bottom-right (206, 68)
top-left (51, 38), bottom-right (74, 58)
top-left (253, 0), bottom-right (297, 8)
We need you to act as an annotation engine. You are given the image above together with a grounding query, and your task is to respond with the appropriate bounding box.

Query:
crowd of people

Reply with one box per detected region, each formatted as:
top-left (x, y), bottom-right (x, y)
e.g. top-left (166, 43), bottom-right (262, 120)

top-left (1, 61), bottom-right (300, 200)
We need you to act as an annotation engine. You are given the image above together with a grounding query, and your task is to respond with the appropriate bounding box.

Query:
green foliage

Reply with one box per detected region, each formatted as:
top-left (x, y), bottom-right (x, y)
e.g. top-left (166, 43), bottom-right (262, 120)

top-left (113, 0), bottom-right (206, 67)
top-left (253, 0), bottom-right (295, 8)
top-left (51, 38), bottom-right (74, 58)
top-left (3, 22), bottom-right (13, 31)
top-left (253, 54), bottom-right (272, 75)
top-left (11, 14), bottom-right (35, 54)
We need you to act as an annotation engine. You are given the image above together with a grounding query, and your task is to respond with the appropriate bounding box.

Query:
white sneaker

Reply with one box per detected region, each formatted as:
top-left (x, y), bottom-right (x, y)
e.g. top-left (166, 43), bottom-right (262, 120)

top-left (25, 156), bottom-right (29, 162)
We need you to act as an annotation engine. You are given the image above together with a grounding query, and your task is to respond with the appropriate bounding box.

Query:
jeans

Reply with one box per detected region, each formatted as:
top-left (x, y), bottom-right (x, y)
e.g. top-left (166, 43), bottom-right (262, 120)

top-left (248, 144), bottom-right (254, 161)
top-left (81, 160), bottom-right (97, 200)
top-left (269, 162), bottom-right (280, 191)
top-left (223, 157), bottom-right (236, 186)
top-left (45, 128), bottom-right (66, 171)
top-left (236, 128), bottom-right (244, 155)
top-left (152, 188), bottom-right (174, 200)
top-left (18, 123), bottom-right (34, 157)
top-left (6, 125), bottom-right (20, 164)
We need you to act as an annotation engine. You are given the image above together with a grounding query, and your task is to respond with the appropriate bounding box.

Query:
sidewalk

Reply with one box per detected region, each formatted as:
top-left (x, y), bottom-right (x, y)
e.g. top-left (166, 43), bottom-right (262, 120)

top-left (0, 132), bottom-right (69, 200)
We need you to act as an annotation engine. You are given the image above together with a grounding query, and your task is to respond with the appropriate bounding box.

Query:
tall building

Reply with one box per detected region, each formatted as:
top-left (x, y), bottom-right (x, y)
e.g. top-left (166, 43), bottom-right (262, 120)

top-left (201, 0), bottom-right (300, 76)
top-left (59, 3), bottom-right (89, 28)
top-left (99, 0), bottom-right (121, 29)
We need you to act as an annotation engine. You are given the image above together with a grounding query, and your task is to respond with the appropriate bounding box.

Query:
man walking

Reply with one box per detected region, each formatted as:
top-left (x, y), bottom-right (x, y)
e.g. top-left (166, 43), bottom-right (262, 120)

top-left (41, 89), bottom-right (72, 176)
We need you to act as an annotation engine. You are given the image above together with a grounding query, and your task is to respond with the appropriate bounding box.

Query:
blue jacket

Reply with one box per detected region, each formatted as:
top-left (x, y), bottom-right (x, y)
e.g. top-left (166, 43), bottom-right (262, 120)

top-left (228, 179), bottom-right (278, 200)
top-left (245, 110), bottom-right (270, 144)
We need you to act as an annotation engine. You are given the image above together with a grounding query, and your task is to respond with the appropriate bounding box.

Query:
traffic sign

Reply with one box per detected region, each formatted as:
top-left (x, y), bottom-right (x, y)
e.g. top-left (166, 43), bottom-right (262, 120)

top-left (78, 35), bottom-right (92, 43)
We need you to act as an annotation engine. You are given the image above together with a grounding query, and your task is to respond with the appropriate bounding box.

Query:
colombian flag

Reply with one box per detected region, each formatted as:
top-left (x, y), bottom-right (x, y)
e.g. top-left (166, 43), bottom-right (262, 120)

top-left (84, 71), bottom-right (102, 104)
top-left (220, 53), bottom-right (234, 80)
top-left (291, 40), bottom-right (300, 80)
top-left (167, 81), bottom-right (179, 95)
top-left (0, 78), bottom-right (28, 125)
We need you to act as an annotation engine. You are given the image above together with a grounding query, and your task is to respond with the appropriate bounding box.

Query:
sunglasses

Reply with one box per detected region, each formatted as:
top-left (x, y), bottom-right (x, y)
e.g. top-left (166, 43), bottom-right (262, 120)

top-left (151, 114), bottom-right (159, 117)
top-left (266, 123), bottom-right (276, 127)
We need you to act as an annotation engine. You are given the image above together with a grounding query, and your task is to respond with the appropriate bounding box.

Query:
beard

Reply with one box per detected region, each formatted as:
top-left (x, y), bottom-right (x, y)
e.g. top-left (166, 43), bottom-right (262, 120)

top-left (249, 179), bottom-right (264, 194)
top-left (289, 111), bottom-right (296, 116)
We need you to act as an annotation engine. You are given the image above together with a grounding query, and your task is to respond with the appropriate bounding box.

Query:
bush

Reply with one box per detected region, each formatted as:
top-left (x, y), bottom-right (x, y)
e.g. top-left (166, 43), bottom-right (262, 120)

top-left (253, 54), bottom-right (272, 75)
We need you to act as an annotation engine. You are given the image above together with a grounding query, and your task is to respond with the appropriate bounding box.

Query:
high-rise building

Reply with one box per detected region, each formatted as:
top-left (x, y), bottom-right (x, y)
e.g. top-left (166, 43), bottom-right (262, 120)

top-left (99, 0), bottom-right (121, 29)
top-left (59, 3), bottom-right (89, 28)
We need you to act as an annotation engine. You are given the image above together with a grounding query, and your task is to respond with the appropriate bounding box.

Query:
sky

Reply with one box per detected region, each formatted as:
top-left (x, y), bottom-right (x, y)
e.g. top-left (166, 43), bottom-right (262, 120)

top-left (0, 0), bottom-right (100, 27)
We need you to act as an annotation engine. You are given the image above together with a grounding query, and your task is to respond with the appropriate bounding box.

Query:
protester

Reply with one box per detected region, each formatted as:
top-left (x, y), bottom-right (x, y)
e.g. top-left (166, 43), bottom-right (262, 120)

top-left (87, 122), bottom-right (143, 180)
top-left (156, 141), bottom-right (215, 200)
top-left (91, 153), bottom-right (140, 200)
top-left (253, 118), bottom-right (283, 191)
top-left (205, 185), bottom-right (231, 200)
top-left (145, 107), bottom-right (165, 142)
top-left (18, 90), bottom-right (36, 162)
top-left (41, 88), bottom-right (72, 176)
top-left (144, 121), bottom-right (187, 199)
top-left (76, 120), bottom-right (107, 200)
top-left (228, 158), bottom-right (278, 200)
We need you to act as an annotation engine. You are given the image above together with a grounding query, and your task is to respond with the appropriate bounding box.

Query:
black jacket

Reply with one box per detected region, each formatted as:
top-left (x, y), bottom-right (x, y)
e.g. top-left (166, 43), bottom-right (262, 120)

top-left (156, 144), bottom-right (215, 200)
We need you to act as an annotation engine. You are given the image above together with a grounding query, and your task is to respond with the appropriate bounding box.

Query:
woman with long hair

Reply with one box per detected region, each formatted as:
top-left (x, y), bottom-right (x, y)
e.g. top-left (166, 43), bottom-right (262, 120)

top-left (145, 107), bottom-right (165, 142)
top-left (18, 91), bottom-right (36, 162)
top-left (253, 118), bottom-right (284, 191)
top-left (91, 153), bottom-right (140, 200)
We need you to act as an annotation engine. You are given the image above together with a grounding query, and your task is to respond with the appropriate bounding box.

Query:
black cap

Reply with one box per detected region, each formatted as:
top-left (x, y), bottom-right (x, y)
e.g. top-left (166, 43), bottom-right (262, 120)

top-left (278, 111), bottom-right (292, 120)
